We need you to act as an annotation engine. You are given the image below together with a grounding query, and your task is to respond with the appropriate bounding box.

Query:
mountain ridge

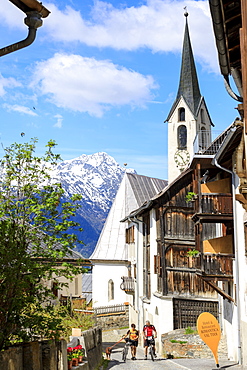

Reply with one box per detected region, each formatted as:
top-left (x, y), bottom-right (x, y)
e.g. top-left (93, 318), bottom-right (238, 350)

top-left (50, 152), bottom-right (135, 257)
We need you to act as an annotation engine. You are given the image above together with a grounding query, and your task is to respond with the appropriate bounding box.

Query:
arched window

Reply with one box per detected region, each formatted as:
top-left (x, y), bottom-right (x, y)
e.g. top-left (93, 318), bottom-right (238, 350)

top-left (179, 107), bottom-right (185, 121)
top-left (108, 279), bottom-right (114, 301)
top-left (200, 126), bottom-right (206, 150)
top-left (201, 109), bottom-right (205, 123)
top-left (177, 125), bottom-right (187, 149)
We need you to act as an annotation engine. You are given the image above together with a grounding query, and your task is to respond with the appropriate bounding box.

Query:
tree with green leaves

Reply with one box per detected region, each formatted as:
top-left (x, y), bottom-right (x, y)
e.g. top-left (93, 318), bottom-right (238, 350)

top-left (0, 138), bottom-right (85, 350)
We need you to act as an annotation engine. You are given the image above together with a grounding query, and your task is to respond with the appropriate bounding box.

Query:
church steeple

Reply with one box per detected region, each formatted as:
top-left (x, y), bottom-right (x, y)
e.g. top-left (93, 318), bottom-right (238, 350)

top-left (176, 12), bottom-right (201, 116)
top-left (166, 11), bottom-right (213, 184)
top-left (167, 12), bottom-right (202, 121)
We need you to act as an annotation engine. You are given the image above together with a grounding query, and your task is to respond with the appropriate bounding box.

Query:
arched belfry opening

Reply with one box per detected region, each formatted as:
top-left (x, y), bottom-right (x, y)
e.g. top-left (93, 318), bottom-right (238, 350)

top-left (178, 107), bottom-right (185, 121)
top-left (177, 125), bottom-right (187, 149)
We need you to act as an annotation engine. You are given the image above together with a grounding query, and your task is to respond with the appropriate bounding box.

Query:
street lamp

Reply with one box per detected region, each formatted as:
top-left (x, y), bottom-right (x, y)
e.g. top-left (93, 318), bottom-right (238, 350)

top-left (0, 0), bottom-right (50, 57)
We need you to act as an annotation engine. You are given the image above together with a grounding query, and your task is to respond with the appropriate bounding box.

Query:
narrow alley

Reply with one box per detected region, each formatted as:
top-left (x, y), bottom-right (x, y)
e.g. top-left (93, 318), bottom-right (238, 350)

top-left (102, 329), bottom-right (244, 370)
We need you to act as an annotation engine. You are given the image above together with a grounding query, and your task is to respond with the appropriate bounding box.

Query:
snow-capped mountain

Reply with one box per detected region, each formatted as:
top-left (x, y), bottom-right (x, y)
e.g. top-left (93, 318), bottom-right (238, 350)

top-left (50, 152), bottom-right (135, 257)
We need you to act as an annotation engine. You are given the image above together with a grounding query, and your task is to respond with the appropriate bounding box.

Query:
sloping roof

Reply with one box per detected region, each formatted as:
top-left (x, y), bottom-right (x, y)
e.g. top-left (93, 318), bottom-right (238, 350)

top-left (90, 172), bottom-right (167, 261)
top-left (126, 173), bottom-right (167, 206)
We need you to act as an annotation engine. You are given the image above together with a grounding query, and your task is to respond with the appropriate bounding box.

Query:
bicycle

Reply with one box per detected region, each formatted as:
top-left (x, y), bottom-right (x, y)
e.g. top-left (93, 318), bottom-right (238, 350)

top-left (146, 336), bottom-right (156, 361)
top-left (122, 338), bottom-right (132, 362)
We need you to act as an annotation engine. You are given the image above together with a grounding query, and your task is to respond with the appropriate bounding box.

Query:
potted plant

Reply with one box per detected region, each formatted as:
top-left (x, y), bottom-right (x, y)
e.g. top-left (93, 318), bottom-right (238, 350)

top-left (75, 345), bottom-right (85, 363)
top-left (67, 347), bottom-right (73, 370)
top-left (185, 191), bottom-right (198, 203)
top-left (187, 248), bottom-right (200, 257)
top-left (72, 348), bottom-right (79, 367)
top-left (187, 248), bottom-right (200, 268)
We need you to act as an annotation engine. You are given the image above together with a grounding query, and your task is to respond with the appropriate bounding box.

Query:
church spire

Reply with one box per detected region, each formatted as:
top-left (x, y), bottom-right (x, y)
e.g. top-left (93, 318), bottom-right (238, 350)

top-left (166, 12), bottom-right (202, 121)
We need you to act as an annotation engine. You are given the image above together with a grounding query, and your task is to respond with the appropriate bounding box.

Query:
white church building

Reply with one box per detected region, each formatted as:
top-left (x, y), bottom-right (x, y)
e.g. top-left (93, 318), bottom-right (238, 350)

top-left (90, 172), bottom-right (167, 307)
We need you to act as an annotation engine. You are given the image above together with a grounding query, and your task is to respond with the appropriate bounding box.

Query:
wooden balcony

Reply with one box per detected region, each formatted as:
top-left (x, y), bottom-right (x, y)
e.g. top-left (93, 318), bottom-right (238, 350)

top-left (199, 254), bottom-right (233, 279)
top-left (192, 193), bottom-right (233, 223)
top-left (120, 276), bottom-right (135, 293)
top-left (165, 250), bottom-right (233, 280)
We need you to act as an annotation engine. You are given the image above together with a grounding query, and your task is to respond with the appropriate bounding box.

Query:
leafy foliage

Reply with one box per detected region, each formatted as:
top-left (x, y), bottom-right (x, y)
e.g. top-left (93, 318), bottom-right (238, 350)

top-left (61, 309), bottom-right (95, 341)
top-left (0, 138), bottom-right (85, 350)
top-left (184, 326), bottom-right (197, 335)
top-left (185, 191), bottom-right (197, 203)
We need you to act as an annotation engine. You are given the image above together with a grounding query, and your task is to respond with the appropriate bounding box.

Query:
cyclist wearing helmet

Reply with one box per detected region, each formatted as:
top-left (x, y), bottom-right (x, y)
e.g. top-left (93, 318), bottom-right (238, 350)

top-left (143, 320), bottom-right (157, 359)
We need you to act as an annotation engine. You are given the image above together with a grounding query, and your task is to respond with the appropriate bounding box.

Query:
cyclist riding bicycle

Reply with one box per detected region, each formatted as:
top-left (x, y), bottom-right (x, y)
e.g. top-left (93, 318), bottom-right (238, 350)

top-left (125, 323), bottom-right (139, 360)
top-left (143, 320), bottom-right (157, 359)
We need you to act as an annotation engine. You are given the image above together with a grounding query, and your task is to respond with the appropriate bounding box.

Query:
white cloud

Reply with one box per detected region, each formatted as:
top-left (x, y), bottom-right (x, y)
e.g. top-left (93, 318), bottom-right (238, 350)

top-left (30, 53), bottom-right (157, 117)
top-left (0, 1), bottom-right (25, 30)
top-left (3, 103), bottom-right (37, 116)
top-left (44, 0), bottom-right (217, 72)
top-left (0, 74), bottom-right (21, 97)
top-left (54, 114), bottom-right (63, 128)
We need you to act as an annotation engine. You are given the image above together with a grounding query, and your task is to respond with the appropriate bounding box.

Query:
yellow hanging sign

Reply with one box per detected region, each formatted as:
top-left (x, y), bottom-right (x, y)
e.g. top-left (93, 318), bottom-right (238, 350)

top-left (197, 312), bottom-right (221, 368)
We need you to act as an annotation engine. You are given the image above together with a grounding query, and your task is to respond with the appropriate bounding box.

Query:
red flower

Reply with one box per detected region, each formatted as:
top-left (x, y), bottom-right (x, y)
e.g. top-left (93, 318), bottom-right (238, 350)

top-left (67, 347), bottom-right (73, 352)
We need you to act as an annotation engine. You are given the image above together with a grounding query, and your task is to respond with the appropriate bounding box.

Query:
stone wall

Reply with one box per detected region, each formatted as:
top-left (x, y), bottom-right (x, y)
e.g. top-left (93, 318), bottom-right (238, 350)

top-left (0, 327), bottom-right (102, 370)
top-left (161, 328), bottom-right (227, 359)
top-left (0, 339), bottom-right (67, 370)
top-left (96, 312), bottom-right (129, 329)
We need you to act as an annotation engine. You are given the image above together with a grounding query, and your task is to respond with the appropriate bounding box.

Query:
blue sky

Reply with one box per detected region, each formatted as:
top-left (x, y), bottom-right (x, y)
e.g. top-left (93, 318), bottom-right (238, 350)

top-left (0, 0), bottom-right (238, 179)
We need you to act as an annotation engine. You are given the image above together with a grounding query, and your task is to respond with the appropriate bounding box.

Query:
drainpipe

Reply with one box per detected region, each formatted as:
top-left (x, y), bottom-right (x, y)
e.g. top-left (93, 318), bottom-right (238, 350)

top-left (212, 129), bottom-right (242, 365)
top-left (0, 11), bottom-right (43, 57)
top-left (224, 75), bottom-right (243, 102)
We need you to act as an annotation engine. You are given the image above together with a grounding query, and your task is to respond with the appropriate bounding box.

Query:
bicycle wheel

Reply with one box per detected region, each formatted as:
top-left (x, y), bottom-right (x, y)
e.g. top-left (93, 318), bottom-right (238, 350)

top-left (149, 345), bottom-right (154, 361)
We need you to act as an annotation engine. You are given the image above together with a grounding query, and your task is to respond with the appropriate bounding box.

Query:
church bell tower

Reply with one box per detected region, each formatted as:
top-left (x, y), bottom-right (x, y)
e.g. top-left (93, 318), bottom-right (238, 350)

top-left (166, 12), bottom-right (213, 184)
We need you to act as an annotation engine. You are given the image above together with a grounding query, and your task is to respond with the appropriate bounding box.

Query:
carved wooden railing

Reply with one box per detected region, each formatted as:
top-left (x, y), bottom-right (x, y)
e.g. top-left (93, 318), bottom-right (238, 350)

top-left (201, 254), bottom-right (233, 277)
top-left (165, 249), bottom-right (233, 277)
top-left (120, 276), bottom-right (135, 292)
top-left (200, 193), bottom-right (232, 214)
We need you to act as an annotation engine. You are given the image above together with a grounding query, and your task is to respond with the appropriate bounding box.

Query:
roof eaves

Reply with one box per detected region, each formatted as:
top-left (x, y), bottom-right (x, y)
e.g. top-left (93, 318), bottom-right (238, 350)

top-left (122, 169), bottom-right (193, 221)
top-left (208, 0), bottom-right (230, 77)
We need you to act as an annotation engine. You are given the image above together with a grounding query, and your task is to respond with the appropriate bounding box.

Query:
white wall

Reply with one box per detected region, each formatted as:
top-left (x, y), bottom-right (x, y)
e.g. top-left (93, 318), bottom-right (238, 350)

top-left (167, 98), bottom-right (212, 184)
top-left (235, 193), bottom-right (247, 365)
top-left (168, 98), bottom-right (197, 183)
top-left (134, 209), bottom-right (174, 354)
top-left (221, 177), bottom-right (247, 365)
top-left (92, 262), bottom-right (129, 307)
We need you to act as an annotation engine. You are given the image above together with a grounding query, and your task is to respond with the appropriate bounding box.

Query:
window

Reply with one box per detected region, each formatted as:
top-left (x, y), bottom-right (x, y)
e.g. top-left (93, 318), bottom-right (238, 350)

top-left (75, 277), bottom-right (78, 295)
top-left (179, 107), bottom-right (185, 121)
top-left (51, 281), bottom-right (58, 297)
top-left (177, 125), bottom-right (187, 149)
top-left (201, 109), bottom-right (205, 123)
top-left (126, 226), bottom-right (135, 243)
top-left (143, 214), bottom-right (151, 299)
top-left (108, 279), bottom-right (114, 301)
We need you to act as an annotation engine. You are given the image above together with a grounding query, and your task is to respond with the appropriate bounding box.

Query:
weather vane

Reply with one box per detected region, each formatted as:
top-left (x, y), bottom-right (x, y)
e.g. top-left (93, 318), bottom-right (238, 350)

top-left (184, 6), bottom-right (188, 17)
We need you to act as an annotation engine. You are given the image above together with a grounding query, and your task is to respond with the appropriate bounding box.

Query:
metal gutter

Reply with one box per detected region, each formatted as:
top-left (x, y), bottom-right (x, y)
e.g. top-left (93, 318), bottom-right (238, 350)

top-left (9, 0), bottom-right (50, 18)
top-left (208, 0), bottom-right (230, 76)
top-left (209, 0), bottom-right (243, 102)
top-left (0, 1), bottom-right (50, 57)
